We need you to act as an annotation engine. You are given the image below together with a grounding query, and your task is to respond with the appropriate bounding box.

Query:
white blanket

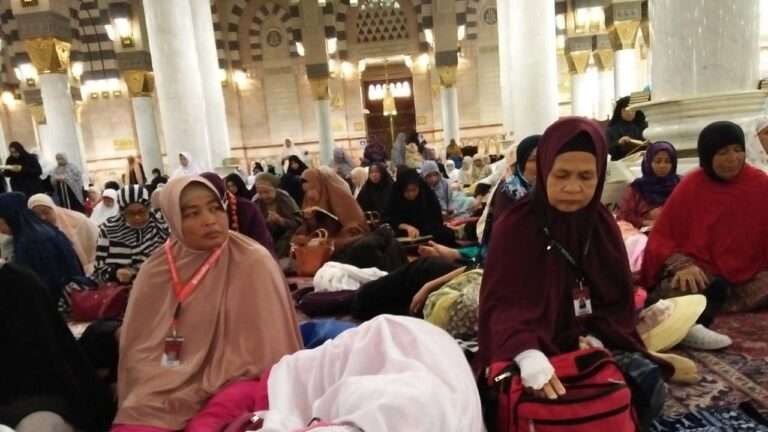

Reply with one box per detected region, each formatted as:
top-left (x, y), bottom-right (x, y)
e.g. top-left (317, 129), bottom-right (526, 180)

top-left (313, 261), bottom-right (387, 292)
top-left (260, 316), bottom-right (484, 432)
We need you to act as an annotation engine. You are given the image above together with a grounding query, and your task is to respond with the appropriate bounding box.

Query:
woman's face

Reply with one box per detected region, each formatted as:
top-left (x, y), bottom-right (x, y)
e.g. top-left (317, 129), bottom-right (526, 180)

top-left (369, 167), bottom-right (382, 184)
top-left (621, 108), bottom-right (635, 122)
top-left (256, 185), bottom-right (276, 204)
top-left (290, 161), bottom-right (300, 171)
top-left (123, 203), bottom-right (151, 228)
top-left (302, 180), bottom-right (320, 205)
top-left (651, 150), bottom-right (673, 177)
top-left (546, 151), bottom-right (598, 213)
top-left (403, 183), bottom-right (420, 201)
top-left (0, 217), bottom-right (10, 235)
top-left (31, 205), bottom-right (56, 225)
top-left (425, 172), bottom-right (440, 188)
top-left (180, 154), bottom-right (189, 167)
top-left (103, 197), bottom-right (115, 208)
top-left (711, 144), bottom-right (746, 181)
top-left (8, 146), bottom-right (19, 158)
top-left (523, 149), bottom-right (537, 184)
top-left (473, 159), bottom-right (482, 168)
top-left (180, 184), bottom-right (229, 250)
top-left (56, 154), bottom-right (66, 166)
top-left (226, 181), bottom-right (238, 195)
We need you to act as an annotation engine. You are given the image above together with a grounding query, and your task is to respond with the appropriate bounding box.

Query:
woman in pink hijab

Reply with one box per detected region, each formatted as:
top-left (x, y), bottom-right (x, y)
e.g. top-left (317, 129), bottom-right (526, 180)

top-left (112, 176), bottom-right (301, 432)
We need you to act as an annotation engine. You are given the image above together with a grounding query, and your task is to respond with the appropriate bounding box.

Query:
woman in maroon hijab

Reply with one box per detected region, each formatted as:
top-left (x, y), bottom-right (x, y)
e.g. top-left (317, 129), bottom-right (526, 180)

top-left (478, 117), bottom-right (666, 430)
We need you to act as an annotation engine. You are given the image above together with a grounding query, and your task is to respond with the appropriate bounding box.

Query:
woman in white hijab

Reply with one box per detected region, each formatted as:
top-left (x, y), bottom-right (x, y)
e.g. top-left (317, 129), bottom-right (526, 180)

top-left (90, 189), bottom-right (120, 226)
top-left (171, 152), bottom-right (202, 178)
top-left (458, 156), bottom-right (474, 186)
top-left (751, 118), bottom-right (768, 170)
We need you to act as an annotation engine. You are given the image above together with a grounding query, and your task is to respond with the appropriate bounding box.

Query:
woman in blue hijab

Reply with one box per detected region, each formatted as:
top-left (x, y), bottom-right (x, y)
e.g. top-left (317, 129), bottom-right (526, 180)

top-left (0, 192), bottom-right (83, 301)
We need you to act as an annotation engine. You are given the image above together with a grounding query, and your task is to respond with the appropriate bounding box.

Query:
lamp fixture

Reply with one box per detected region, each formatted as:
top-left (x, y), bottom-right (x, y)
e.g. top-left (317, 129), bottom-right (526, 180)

top-left (82, 77), bottom-right (122, 99)
top-left (457, 25), bottom-right (466, 41)
top-left (233, 70), bottom-right (248, 87)
top-left (295, 42), bottom-right (306, 57)
top-left (424, 28), bottom-right (434, 47)
top-left (71, 61), bottom-right (84, 80)
top-left (14, 63), bottom-right (38, 87)
top-left (1, 90), bottom-right (17, 106)
top-left (105, 17), bottom-right (134, 48)
top-left (326, 37), bottom-right (337, 55)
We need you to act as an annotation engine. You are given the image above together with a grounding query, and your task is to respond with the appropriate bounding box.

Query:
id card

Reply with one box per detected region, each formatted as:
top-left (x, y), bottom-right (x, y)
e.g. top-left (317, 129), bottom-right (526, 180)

top-left (162, 335), bottom-right (184, 368)
top-left (572, 282), bottom-right (593, 318)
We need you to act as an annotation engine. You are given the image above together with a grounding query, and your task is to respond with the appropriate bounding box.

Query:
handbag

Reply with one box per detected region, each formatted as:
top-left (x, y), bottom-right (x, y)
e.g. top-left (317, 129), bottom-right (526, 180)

top-left (292, 229), bottom-right (335, 277)
top-left (484, 348), bottom-right (637, 432)
top-left (66, 281), bottom-right (130, 322)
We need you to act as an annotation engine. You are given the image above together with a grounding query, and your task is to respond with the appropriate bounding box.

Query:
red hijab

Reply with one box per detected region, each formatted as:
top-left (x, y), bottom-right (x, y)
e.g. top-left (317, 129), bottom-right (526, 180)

top-left (477, 117), bottom-right (647, 370)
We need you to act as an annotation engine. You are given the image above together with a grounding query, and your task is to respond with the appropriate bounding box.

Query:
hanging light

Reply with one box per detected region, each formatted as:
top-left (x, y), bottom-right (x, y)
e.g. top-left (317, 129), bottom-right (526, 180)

top-left (1, 90), bottom-right (16, 106)
top-left (233, 70), bottom-right (248, 87)
top-left (326, 37), bottom-right (337, 55)
top-left (295, 42), bottom-right (306, 57)
top-left (457, 25), bottom-right (466, 41)
top-left (382, 86), bottom-right (397, 116)
top-left (424, 28), bottom-right (434, 47)
top-left (15, 63), bottom-right (38, 86)
top-left (71, 61), bottom-right (84, 80)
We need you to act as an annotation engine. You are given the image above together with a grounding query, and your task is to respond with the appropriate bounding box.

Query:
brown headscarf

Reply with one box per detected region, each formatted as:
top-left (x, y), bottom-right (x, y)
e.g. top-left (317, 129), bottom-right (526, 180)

top-left (115, 176), bottom-right (301, 430)
top-left (300, 167), bottom-right (368, 240)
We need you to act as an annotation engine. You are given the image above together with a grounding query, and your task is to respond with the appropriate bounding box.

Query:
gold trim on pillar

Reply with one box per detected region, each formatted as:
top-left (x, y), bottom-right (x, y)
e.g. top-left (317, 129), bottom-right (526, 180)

top-left (593, 49), bottom-right (614, 71)
top-left (436, 64), bottom-right (457, 88)
top-left (308, 77), bottom-right (329, 100)
top-left (29, 103), bottom-right (46, 124)
top-left (608, 20), bottom-right (640, 51)
top-left (565, 51), bottom-right (591, 75)
top-left (24, 37), bottom-right (70, 74)
top-left (123, 70), bottom-right (155, 97)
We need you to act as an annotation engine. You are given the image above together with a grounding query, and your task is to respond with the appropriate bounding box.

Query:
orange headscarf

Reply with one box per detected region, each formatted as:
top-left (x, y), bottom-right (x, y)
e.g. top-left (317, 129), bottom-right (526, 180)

top-left (301, 167), bottom-right (368, 240)
top-left (115, 176), bottom-right (301, 430)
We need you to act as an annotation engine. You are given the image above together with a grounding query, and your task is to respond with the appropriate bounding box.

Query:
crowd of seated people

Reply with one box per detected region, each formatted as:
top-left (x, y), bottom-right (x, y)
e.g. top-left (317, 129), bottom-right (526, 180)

top-left (1, 113), bottom-right (768, 432)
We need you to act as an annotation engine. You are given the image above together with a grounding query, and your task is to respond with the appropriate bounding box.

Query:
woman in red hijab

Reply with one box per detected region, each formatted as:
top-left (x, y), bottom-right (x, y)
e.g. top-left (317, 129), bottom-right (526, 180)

top-left (478, 117), bottom-right (667, 430)
top-left (642, 121), bottom-right (768, 348)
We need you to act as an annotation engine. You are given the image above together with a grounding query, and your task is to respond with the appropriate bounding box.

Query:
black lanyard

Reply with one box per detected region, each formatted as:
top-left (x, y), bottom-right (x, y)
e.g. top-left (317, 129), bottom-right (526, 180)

top-left (543, 226), bottom-right (592, 284)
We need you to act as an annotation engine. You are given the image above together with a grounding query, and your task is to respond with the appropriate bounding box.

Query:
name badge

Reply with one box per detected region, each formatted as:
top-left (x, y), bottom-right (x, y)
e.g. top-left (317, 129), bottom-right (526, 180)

top-left (162, 335), bottom-right (184, 368)
top-left (573, 281), bottom-right (593, 318)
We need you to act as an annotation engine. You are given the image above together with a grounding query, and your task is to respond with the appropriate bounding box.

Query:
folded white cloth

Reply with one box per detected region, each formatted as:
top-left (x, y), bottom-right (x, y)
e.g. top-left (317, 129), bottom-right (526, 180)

top-left (313, 261), bottom-right (387, 293)
top-left (514, 349), bottom-right (555, 390)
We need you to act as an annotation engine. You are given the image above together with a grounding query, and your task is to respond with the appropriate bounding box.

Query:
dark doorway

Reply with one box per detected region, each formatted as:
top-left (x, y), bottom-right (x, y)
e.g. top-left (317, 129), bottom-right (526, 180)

top-left (362, 63), bottom-right (416, 154)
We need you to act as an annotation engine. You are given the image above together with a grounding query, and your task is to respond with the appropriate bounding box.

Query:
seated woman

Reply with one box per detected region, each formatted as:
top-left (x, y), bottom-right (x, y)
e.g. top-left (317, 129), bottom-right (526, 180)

top-left (296, 167), bottom-right (369, 251)
top-left (28, 193), bottom-right (99, 273)
top-left (200, 172), bottom-right (274, 254)
top-left (224, 173), bottom-right (255, 201)
top-left (421, 161), bottom-right (475, 219)
top-left (92, 185), bottom-right (169, 284)
top-left (607, 96), bottom-right (648, 160)
top-left (112, 176), bottom-right (301, 432)
top-left (356, 162), bottom-right (393, 216)
top-left (90, 189), bottom-right (120, 226)
top-left (478, 117), bottom-right (667, 430)
top-left (387, 168), bottom-right (456, 247)
top-left (471, 154), bottom-right (492, 183)
top-left (253, 173), bottom-right (302, 257)
top-left (0, 260), bottom-right (115, 432)
top-left (642, 121), bottom-right (768, 349)
top-left (0, 192), bottom-right (82, 303)
top-left (618, 141), bottom-right (680, 229)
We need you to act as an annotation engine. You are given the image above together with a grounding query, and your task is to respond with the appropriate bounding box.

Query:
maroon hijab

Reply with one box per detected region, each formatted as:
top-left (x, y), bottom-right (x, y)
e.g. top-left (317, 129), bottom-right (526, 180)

top-left (477, 117), bottom-right (647, 371)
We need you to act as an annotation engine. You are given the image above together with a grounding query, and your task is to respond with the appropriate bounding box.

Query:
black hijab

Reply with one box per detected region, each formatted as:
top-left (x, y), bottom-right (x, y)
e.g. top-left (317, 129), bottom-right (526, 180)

top-left (697, 121), bottom-right (746, 182)
top-left (285, 155), bottom-right (308, 176)
top-left (225, 173), bottom-right (255, 200)
top-left (387, 168), bottom-right (443, 232)
top-left (515, 135), bottom-right (541, 175)
top-left (356, 163), bottom-right (394, 215)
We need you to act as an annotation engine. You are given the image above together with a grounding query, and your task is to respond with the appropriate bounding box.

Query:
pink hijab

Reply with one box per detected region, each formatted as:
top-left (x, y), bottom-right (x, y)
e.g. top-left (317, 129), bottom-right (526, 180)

top-left (115, 176), bottom-right (301, 430)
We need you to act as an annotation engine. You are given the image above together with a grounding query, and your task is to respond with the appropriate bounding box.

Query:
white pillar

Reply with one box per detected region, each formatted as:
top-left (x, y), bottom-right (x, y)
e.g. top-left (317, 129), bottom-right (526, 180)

top-left (131, 96), bottom-right (164, 174)
top-left (598, 69), bottom-right (615, 120)
top-left (143, 0), bottom-right (212, 172)
top-left (570, 73), bottom-right (592, 117)
top-left (38, 73), bottom-right (85, 173)
top-left (189, 0), bottom-right (231, 167)
top-left (441, 86), bottom-right (460, 144)
top-left (497, 0), bottom-right (559, 140)
top-left (614, 49), bottom-right (637, 99)
top-left (315, 99), bottom-right (334, 166)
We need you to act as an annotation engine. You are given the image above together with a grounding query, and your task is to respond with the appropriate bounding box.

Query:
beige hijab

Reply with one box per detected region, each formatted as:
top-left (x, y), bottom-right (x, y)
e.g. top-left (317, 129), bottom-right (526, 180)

top-left (27, 193), bottom-right (98, 272)
top-left (301, 168), bottom-right (368, 238)
top-left (115, 176), bottom-right (302, 430)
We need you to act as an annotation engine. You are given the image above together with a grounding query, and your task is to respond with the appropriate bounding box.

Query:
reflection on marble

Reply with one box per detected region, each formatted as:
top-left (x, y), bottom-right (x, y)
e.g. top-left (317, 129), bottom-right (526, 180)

top-left (650, 0), bottom-right (760, 100)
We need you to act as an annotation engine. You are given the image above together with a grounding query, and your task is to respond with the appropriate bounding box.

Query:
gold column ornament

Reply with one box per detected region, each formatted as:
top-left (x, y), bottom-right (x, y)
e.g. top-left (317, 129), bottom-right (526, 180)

top-left (123, 70), bottom-right (155, 97)
top-left (608, 20), bottom-right (640, 51)
top-left (29, 103), bottom-right (46, 124)
top-left (24, 37), bottom-right (70, 74)
top-left (436, 64), bottom-right (457, 88)
top-left (593, 49), bottom-right (614, 71)
top-left (565, 51), bottom-right (591, 75)
top-left (308, 77), bottom-right (329, 100)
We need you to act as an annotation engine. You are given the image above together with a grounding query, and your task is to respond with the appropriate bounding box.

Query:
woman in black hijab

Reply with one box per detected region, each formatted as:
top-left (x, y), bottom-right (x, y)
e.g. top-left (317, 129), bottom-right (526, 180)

top-left (356, 162), bottom-right (393, 215)
top-left (606, 97), bottom-right (648, 161)
top-left (2, 141), bottom-right (44, 198)
top-left (280, 155), bottom-right (308, 206)
top-left (386, 168), bottom-right (455, 246)
top-left (225, 173), bottom-right (255, 200)
top-left (0, 260), bottom-right (115, 431)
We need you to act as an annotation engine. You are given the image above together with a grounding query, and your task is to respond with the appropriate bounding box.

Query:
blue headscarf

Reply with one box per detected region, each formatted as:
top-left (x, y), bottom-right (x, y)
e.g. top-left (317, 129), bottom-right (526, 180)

top-left (0, 192), bottom-right (83, 299)
top-left (630, 141), bottom-right (680, 205)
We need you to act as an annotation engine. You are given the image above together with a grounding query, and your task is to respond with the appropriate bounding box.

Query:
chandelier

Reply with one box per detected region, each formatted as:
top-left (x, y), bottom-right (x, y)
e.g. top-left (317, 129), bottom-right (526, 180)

top-left (359, 0), bottom-right (400, 10)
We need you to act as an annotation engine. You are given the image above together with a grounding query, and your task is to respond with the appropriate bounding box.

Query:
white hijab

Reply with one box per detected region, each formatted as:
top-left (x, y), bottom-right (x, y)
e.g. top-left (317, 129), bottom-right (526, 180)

top-left (171, 152), bottom-right (203, 178)
top-left (260, 316), bottom-right (484, 432)
top-left (90, 189), bottom-right (120, 226)
top-left (750, 118), bottom-right (768, 170)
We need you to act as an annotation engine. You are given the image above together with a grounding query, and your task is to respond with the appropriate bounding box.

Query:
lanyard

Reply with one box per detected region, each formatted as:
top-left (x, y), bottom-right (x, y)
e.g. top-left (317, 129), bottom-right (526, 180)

top-left (163, 241), bottom-right (224, 334)
top-left (543, 226), bottom-right (592, 283)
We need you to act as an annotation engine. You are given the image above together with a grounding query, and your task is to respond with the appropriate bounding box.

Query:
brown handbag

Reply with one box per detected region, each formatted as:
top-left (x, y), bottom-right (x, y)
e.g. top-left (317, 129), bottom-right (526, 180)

top-left (291, 229), bottom-right (335, 277)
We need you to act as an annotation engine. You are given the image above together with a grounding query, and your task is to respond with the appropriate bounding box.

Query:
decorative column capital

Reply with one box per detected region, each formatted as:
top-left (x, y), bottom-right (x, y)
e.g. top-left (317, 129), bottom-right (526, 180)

top-left (436, 64), bottom-right (458, 88)
top-left (605, 1), bottom-right (642, 51)
top-left (308, 77), bottom-right (329, 100)
top-left (564, 36), bottom-right (593, 75)
top-left (593, 49), bottom-right (614, 71)
top-left (123, 70), bottom-right (155, 97)
top-left (24, 37), bottom-right (70, 74)
top-left (608, 20), bottom-right (640, 51)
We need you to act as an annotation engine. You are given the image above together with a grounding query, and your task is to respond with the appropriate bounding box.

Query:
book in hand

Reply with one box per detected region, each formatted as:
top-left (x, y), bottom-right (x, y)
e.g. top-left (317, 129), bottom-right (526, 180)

top-left (302, 206), bottom-right (339, 221)
top-left (300, 206), bottom-right (343, 233)
top-left (396, 235), bottom-right (433, 247)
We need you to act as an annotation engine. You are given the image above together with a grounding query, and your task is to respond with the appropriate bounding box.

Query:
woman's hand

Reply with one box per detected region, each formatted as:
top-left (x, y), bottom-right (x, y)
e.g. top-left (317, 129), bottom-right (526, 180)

top-left (618, 136), bottom-right (631, 145)
top-left (116, 268), bottom-right (134, 284)
top-left (672, 264), bottom-right (709, 293)
top-left (267, 210), bottom-right (283, 225)
top-left (409, 288), bottom-right (430, 316)
top-left (399, 224), bottom-right (420, 238)
top-left (529, 374), bottom-right (567, 400)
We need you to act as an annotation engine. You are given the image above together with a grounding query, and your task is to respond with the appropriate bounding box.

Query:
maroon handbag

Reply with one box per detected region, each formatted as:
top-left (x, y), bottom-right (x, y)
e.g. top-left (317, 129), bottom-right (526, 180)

top-left (69, 282), bottom-right (130, 322)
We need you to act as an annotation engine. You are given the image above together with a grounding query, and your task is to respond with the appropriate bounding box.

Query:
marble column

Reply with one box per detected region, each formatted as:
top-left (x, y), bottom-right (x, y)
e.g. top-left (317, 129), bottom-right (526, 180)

top-left (437, 65), bottom-right (460, 145)
top-left (566, 39), bottom-right (593, 117)
top-left (310, 78), bottom-right (334, 166)
top-left (633, 0), bottom-right (763, 162)
top-left (38, 73), bottom-right (84, 171)
top-left (143, 0), bottom-right (212, 172)
top-left (594, 43), bottom-right (615, 120)
top-left (614, 48), bottom-right (637, 98)
top-left (497, 0), bottom-right (559, 141)
top-left (189, 0), bottom-right (231, 167)
top-left (606, 2), bottom-right (641, 99)
top-left (124, 70), bottom-right (164, 173)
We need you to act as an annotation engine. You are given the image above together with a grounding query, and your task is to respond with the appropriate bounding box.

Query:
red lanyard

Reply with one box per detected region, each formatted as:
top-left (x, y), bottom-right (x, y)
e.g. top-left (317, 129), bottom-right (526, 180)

top-left (164, 241), bottom-right (224, 335)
